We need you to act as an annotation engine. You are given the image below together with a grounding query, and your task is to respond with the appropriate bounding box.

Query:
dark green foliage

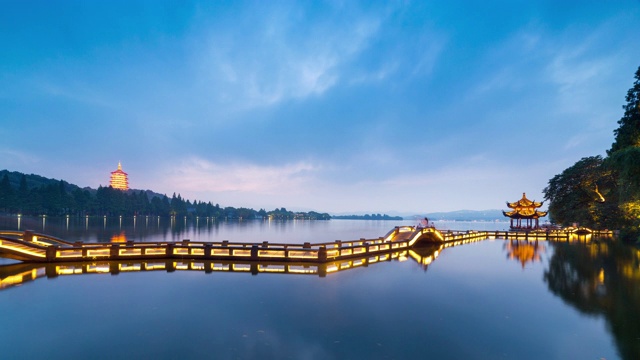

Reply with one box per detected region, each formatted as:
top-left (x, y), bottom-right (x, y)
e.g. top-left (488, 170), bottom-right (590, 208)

top-left (543, 156), bottom-right (620, 229)
top-left (608, 146), bottom-right (640, 198)
top-left (608, 66), bottom-right (640, 154)
top-left (546, 65), bottom-right (640, 241)
top-left (0, 169), bottom-right (331, 221)
top-left (0, 174), bottom-right (16, 212)
top-left (544, 240), bottom-right (640, 359)
top-left (607, 66), bottom-right (640, 241)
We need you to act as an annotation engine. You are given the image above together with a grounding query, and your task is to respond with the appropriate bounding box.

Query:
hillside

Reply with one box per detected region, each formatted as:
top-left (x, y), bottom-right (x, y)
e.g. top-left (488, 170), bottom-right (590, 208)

top-left (0, 169), bottom-right (165, 199)
top-left (0, 169), bottom-right (330, 220)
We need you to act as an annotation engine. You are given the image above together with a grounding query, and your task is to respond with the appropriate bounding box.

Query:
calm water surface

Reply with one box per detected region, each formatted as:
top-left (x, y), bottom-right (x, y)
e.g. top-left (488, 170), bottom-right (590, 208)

top-left (0, 216), bottom-right (638, 359)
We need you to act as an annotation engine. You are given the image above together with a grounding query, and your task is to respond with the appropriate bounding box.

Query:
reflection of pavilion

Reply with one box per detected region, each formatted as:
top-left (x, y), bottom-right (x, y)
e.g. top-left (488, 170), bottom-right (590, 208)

top-left (504, 240), bottom-right (546, 269)
top-left (503, 193), bottom-right (548, 230)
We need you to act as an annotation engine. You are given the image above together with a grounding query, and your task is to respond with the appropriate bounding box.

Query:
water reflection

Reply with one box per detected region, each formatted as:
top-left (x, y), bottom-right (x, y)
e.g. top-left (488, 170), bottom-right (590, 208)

top-left (0, 215), bottom-right (426, 245)
top-left (545, 239), bottom-right (640, 359)
top-left (408, 244), bottom-right (443, 270)
top-left (0, 244), bottom-right (448, 291)
top-left (110, 232), bottom-right (127, 243)
top-left (504, 240), bottom-right (546, 269)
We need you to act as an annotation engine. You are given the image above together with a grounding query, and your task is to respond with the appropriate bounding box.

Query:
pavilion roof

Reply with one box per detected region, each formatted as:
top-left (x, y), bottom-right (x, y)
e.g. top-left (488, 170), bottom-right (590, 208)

top-left (502, 209), bottom-right (548, 219)
top-left (506, 192), bottom-right (544, 209)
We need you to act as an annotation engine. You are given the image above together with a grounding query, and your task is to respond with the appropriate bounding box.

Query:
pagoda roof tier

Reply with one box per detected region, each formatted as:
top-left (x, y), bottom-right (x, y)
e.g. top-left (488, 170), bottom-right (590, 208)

top-left (502, 210), bottom-right (548, 219)
top-left (506, 192), bottom-right (543, 209)
top-left (111, 161), bottom-right (128, 176)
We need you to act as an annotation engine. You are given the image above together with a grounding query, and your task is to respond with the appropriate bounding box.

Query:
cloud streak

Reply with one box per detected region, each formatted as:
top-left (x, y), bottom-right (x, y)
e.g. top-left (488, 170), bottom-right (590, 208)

top-left (196, 5), bottom-right (383, 112)
top-left (162, 157), bottom-right (320, 195)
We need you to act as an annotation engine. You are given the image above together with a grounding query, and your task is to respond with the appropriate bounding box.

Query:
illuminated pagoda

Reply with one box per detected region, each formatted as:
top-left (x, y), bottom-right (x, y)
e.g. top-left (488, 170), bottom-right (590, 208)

top-left (503, 193), bottom-right (547, 230)
top-left (109, 162), bottom-right (129, 190)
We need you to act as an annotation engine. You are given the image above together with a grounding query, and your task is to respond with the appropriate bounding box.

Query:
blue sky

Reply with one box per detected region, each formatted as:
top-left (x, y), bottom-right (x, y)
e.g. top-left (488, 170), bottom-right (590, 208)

top-left (1, 1), bottom-right (639, 214)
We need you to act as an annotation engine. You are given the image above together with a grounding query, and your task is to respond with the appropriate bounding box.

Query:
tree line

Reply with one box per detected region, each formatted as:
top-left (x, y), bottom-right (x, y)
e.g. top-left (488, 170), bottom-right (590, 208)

top-left (0, 171), bottom-right (330, 220)
top-left (332, 214), bottom-right (403, 220)
top-left (543, 65), bottom-right (640, 242)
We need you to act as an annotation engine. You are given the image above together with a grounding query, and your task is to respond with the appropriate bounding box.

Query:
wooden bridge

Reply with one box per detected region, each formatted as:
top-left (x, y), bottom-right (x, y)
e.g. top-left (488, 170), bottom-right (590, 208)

top-left (0, 238), bottom-right (469, 290)
top-left (0, 226), bottom-right (613, 265)
top-left (0, 243), bottom-right (451, 288)
top-left (0, 226), bottom-right (615, 290)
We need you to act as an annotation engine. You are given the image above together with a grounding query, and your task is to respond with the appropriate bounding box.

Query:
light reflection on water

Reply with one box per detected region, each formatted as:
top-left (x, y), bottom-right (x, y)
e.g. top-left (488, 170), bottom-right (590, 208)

top-left (0, 215), bottom-right (510, 244)
top-left (0, 216), bottom-right (635, 359)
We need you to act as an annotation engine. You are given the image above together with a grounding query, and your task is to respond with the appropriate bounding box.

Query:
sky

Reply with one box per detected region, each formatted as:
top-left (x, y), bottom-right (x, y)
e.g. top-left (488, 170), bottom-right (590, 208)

top-left (1, 1), bottom-right (640, 215)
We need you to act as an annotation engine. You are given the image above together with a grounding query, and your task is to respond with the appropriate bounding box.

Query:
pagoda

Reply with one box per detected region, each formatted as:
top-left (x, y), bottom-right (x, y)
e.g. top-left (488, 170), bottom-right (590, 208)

top-left (502, 193), bottom-right (547, 230)
top-left (109, 162), bottom-right (129, 190)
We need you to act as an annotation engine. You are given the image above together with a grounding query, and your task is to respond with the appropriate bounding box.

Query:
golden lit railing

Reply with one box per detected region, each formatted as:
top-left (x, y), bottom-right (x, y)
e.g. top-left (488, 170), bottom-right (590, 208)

top-left (0, 250), bottom-right (421, 289)
top-left (0, 242), bottom-right (457, 290)
top-left (0, 227), bottom-right (616, 265)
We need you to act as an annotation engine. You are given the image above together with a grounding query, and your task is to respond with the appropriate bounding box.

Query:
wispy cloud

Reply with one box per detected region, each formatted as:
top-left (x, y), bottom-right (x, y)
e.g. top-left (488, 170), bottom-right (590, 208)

top-left (162, 157), bottom-right (320, 195)
top-left (195, 5), bottom-right (383, 111)
top-left (0, 148), bottom-right (40, 169)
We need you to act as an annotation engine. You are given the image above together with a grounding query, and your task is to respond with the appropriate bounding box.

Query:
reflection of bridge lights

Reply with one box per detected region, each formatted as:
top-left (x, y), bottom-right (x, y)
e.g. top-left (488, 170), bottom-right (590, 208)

top-left (87, 264), bottom-right (110, 273)
top-left (0, 268), bottom-right (41, 289)
top-left (119, 263), bottom-right (141, 272)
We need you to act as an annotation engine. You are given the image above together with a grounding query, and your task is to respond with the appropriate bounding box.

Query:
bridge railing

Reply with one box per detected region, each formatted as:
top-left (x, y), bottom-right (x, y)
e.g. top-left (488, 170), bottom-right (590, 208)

top-left (1, 231), bottom-right (412, 263)
top-left (1, 227), bottom-right (616, 263)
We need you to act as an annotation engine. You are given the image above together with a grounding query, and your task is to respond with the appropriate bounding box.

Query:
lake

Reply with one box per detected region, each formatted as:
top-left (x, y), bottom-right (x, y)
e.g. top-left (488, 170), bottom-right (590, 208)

top-left (0, 215), bottom-right (638, 359)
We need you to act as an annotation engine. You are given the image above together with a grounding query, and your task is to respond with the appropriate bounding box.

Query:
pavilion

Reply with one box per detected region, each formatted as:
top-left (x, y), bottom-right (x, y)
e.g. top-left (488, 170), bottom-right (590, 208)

top-left (503, 193), bottom-right (548, 230)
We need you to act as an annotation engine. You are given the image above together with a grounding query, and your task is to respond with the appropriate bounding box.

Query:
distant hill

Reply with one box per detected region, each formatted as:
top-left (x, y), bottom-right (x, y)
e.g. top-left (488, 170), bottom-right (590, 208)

top-left (0, 169), bottom-right (330, 220)
top-left (0, 170), bottom-right (83, 192)
top-left (332, 214), bottom-right (403, 220)
top-left (0, 169), bottom-right (167, 200)
top-left (420, 209), bottom-right (519, 222)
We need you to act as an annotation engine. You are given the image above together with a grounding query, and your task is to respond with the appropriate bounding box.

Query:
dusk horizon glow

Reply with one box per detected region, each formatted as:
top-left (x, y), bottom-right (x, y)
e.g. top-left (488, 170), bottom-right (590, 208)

top-left (2, 1), bottom-right (639, 214)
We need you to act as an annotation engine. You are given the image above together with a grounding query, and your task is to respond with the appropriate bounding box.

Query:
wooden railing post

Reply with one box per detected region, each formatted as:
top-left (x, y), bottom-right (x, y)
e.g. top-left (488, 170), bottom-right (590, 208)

top-left (166, 243), bottom-right (175, 258)
top-left (110, 244), bottom-right (120, 259)
top-left (46, 245), bottom-right (57, 261)
top-left (250, 245), bottom-right (258, 260)
top-left (23, 230), bottom-right (34, 242)
top-left (318, 246), bottom-right (327, 261)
